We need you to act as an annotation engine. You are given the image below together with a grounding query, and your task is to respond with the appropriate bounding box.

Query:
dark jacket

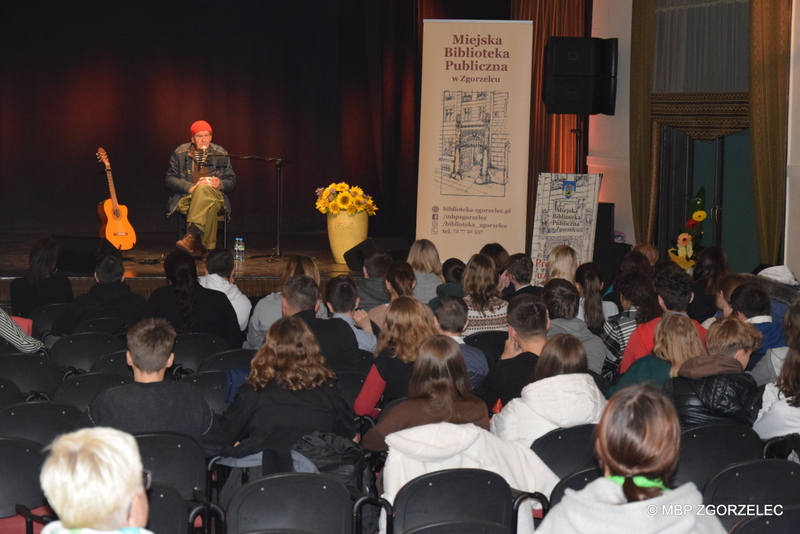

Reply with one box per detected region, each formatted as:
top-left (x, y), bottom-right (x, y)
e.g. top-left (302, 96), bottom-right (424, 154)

top-left (165, 141), bottom-right (236, 215)
top-left (51, 281), bottom-right (147, 335)
top-left (664, 355), bottom-right (761, 427)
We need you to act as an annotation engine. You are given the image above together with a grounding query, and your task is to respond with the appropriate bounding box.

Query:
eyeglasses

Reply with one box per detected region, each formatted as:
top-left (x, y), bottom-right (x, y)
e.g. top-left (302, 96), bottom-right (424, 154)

top-left (142, 469), bottom-right (152, 491)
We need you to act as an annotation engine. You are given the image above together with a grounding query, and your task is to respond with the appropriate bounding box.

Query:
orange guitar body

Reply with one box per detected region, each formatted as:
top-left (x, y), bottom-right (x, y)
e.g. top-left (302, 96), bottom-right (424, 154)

top-left (96, 147), bottom-right (136, 251)
top-left (98, 199), bottom-right (136, 251)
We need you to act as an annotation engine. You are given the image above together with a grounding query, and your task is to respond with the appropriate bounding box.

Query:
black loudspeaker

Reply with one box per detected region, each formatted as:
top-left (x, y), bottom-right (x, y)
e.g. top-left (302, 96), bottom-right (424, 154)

top-left (591, 203), bottom-right (631, 290)
top-left (543, 37), bottom-right (618, 116)
top-left (53, 236), bottom-right (122, 275)
top-left (343, 237), bottom-right (410, 272)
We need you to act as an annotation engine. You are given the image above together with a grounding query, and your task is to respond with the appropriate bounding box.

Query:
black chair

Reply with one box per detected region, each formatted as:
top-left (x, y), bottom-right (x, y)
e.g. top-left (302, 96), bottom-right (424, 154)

top-left (674, 424), bottom-right (763, 492)
top-left (183, 371), bottom-right (230, 416)
top-left (28, 303), bottom-right (70, 347)
top-left (401, 521), bottom-right (510, 534)
top-left (74, 316), bottom-right (129, 336)
top-left (0, 401), bottom-right (82, 447)
top-left (225, 473), bottom-right (353, 534)
top-left (531, 424), bottom-right (598, 479)
top-left (54, 372), bottom-right (133, 411)
top-left (729, 504), bottom-right (800, 533)
top-left (50, 332), bottom-right (126, 374)
top-left (0, 378), bottom-right (24, 410)
top-left (146, 482), bottom-right (206, 534)
top-left (764, 433), bottom-right (800, 460)
top-left (464, 331), bottom-right (508, 366)
top-left (197, 347), bottom-right (256, 373)
top-left (172, 333), bottom-right (230, 376)
top-left (0, 339), bottom-right (22, 356)
top-left (0, 354), bottom-right (63, 400)
top-left (0, 438), bottom-right (45, 518)
top-left (89, 349), bottom-right (134, 377)
top-left (176, 209), bottom-right (228, 250)
top-left (548, 466), bottom-right (604, 506)
top-left (704, 459), bottom-right (800, 531)
top-left (391, 468), bottom-right (546, 534)
top-left (135, 433), bottom-right (210, 501)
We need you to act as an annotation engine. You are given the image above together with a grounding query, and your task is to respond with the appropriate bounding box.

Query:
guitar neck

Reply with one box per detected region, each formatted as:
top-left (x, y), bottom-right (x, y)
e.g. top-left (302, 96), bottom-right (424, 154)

top-left (105, 169), bottom-right (120, 211)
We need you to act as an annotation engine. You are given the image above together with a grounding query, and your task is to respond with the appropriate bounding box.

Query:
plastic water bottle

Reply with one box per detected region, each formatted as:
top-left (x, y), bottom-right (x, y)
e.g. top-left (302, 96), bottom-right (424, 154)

top-left (234, 238), bottom-right (245, 262)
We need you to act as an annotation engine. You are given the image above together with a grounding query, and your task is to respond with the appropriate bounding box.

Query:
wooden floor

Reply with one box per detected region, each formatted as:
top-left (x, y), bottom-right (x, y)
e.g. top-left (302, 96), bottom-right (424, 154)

top-left (0, 231), bottom-right (361, 304)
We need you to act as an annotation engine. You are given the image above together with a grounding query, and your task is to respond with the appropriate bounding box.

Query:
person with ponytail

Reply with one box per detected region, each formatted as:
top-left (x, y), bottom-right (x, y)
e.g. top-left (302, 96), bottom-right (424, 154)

top-left (148, 250), bottom-right (242, 348)
top-left (576, 263), bottom-right (618, 336)
top-left (537, 384), bottom-right (725, 534)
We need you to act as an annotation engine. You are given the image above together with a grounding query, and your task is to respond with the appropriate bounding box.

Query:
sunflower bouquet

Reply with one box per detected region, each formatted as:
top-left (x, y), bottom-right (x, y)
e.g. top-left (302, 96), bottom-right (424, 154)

top-left (668, 187), bottom-right (707, 270)
top-left (315, 182), bottom-right (378, 216)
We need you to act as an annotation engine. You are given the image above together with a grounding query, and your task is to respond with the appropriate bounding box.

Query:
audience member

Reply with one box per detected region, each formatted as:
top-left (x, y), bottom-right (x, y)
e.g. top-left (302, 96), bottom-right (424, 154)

top-left (200, 249), bottom-right (252, 332)
top-left (687, 246), bottom-right (729, 324)
top-left (619, 264), bottom-right (706, 373)
top-left (545, 244), bottom-right (578, 284)
top-left (750, 299), bottom-right (800, 385)
top-left (602, 250), bottom-right (652, 311)
top-left (479, 243), bottom-right (510, 279)
top-left (246, 255), bottom-right (321, 350)
top-left (664, 317), bottom-right (761, 428)
top-left (368, 260), bottom-right (416, 330)
top-left (0, 307), bottom-right (43, 353)
top-left (407, 239), bottom-right (442, 304)
top-left (220, 316), bottom-right (355, 472)
top-left (433, 296), bottom-right (489, 389)
top-left (362, 335), bottom-right (489, 451)
top-left (325, 275), bottom-right (377, 352)
top-left (40, 427), bottom-right (153, 534)
top-left (428, 257), bottom-right (465, 310)
top-left (606, 313), bottom-right (705, 398)
top-left (536, 384), bottom-right (725, 534)
top-left (575, 262), bottom-right (618, 336)
top-left (542, 279), bottom-right (607, 374)
top-left (701, 273), bottom-right (747, 329)
top-left (632, 242), bottom-right (659, 266)
top-left (600, 272), bottom-right (661, 383)
top-left (51, 254), bottom-right (148, 336)
top-left (148, 250), bottom-right (242, 348)
top-left (491, 333), bottom-right (606, 448)
top-left (357, 249), bottom-right (393, 312)
top-left (79, 318), bottom-right (226, 457)
top-left (475, 295), bottom-right (548, 410)
top-left (753, 336), bottom-right (800, 440)
top-left (501, 253), bottom-right (539, 301)
top-left (10, 237), bottom-right (73, 317)
top-left (354, 296), bottom-right (437, 417)
top-left (730, 282), bottom-right (786, 369)
top-left (462, 254), bottom-right (508, 336)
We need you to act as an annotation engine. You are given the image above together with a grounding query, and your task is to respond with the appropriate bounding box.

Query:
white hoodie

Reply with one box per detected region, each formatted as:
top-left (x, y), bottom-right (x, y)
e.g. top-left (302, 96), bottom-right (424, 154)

top-left (199, 273), bottom-right (252, 331)
top-left (491, 373), bottom-right (607, 448)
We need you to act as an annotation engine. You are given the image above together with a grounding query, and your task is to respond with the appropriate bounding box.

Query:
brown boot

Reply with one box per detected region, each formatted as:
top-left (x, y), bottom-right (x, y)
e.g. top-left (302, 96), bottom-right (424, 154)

top-left (176, 233), bottom-right (196, 254)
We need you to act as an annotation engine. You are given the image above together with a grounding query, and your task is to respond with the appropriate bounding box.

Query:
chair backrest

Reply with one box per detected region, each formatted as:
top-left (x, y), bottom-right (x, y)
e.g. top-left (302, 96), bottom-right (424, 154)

top-left (674, 423), bottom-right (763, 492)
top-left (197, 347), bottom-right (255, 373)
top-left (548, 466), bottom-right (604, 506)
top-left (54, 372), bottom-right (133, 412)
top-left (392, 468), bottom-right (514, 534)
top-left (183, 370), bottom-right (230, 416)
top-left (0, 379), bottom-right (23, 411)
top-left (89, 349), bottom-right (134, 377)
top-left (29, 303), bottom-right (71, 341)
top-left (704, 459), bottom-right (800, 531)
top-left (0, 354), bottom-right (62, 400)
top-left (402, 521), bottom-right (511, 534)
top-left (226, 473), bottom-right (352, 534)
top-left (729, 504), bottom-right (800, 533)
top-left (74, 316), bottom-right (129, 336)
top-left (764, 433), bottom-right (800, 460)
top-left (50, 332), bottom-right (126, 372)
top-left (463, 331), bottom-right (508, 366)
top-left (0, 401), bottom-right (83, 447)
top-left (146, 482), bottom-right (190, 534)
top-left (135, 433), bottom-right (209, 501)
top-left (531, 424), bottom-right (598, 479)
top-left (172, 333), bottom-right (230, 374)
top-left (0, 339), bottom-right (23, 356)
top-left (0, 437), bottom-right (45, 518)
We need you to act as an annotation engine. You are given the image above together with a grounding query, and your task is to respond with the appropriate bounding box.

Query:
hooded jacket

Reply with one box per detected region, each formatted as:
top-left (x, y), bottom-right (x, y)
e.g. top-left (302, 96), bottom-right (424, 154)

top-left (547, 318), bottom-right (607, 374)
top-left (199, 273), bottom-right (252, 331)
top-left (536, 478), bottom-right (726, 534)
top-left (490, 373), bottom-right (606, 447)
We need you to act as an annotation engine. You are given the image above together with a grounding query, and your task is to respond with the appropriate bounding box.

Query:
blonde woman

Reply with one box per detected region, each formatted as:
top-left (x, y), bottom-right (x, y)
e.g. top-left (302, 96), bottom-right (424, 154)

top-left (407, 239), bottom-right (443, 304)
top-left (605, 313), bottom-right (705, 397)
top-left (462, 254), bottom-right (508, 336)
top-left (545, 244), bottom-right (578, 285)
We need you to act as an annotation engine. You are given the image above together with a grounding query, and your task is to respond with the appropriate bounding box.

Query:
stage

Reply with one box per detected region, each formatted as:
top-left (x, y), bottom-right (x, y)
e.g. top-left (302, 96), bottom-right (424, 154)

top-left (0, 231), bottom-right (361, 307)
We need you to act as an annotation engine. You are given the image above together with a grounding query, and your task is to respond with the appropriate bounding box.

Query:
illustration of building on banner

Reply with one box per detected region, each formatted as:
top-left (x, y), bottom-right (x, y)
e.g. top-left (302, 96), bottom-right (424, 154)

top-left (437, 90), bottom-right (510, 197)
top-left (530, 173), bottom-right (603, 285)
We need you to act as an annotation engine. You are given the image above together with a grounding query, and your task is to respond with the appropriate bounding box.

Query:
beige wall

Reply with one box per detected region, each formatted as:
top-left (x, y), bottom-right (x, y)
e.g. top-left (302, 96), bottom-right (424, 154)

top-left (785, 1), bottom-right (800, 277)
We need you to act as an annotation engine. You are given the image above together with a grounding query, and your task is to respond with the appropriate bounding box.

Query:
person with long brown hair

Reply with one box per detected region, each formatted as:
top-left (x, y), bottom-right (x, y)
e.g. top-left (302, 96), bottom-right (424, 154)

top-left (605, 313), bottom-right (706, 398)
top-left (462, 253), bottom-right (508, 336)
top-left (220, 316), bottom-right (355, 466)
top-left (354, 296), bottom-right (437, 417)
top-left (10, 237), bottom-right (73, 317)
top-left (491, 334), bottom-right (605, 448)
top-left (537, 384), bottom-right (726, 534)
top-left (754, 335), bottom-right (800, 439)
top-left (361, 335), bottom-right (489, 451)
top-left (575, 262), bottom-right (618, 336)
top-left (367, 260), bottom-right (417, 330)
top-left (688, 245), bottom-right (730, 324)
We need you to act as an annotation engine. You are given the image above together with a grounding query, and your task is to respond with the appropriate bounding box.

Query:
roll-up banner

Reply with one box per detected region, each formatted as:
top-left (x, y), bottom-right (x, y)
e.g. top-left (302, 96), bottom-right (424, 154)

top-left (416, 20), bottom-right (534, 260)
top-left (530, 173), bottom-right (603, 285)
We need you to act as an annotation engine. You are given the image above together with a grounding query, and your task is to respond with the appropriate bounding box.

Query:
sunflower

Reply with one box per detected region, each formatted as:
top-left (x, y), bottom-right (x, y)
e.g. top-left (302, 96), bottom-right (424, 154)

top-left (335, 182), bottom-right (349, 192)
top-left (328, 201), bottom-right (341, 214)
top-left (692, 210), bottom-right (707, 222)
top-left (337, 192), bottom-right (352, 207)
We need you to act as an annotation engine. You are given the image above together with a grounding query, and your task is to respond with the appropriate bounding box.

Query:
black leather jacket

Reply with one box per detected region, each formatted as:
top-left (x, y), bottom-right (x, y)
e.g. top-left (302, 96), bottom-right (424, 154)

top-left (664, 373), bottom-right (761, 428)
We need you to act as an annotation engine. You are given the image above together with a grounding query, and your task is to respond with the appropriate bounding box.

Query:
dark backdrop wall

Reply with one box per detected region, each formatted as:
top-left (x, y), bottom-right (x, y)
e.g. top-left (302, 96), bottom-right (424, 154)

top-left (0, 0), bottom-right (510, 241)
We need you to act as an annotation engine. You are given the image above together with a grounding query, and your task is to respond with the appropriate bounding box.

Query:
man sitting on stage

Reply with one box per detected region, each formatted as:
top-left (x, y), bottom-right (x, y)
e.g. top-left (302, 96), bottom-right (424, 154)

top-left (167, 120), bottom-right (236, 256)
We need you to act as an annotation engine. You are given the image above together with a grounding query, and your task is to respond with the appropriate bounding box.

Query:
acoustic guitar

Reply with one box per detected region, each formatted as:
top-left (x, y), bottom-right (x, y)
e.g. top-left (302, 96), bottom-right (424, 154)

top-left (96, 147), bottom-right (136, 250)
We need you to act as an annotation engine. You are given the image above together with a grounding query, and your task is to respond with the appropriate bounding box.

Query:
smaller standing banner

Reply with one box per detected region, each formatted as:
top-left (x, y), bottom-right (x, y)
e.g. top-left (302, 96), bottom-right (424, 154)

top-left (530, 173), bottom-right (603, 285)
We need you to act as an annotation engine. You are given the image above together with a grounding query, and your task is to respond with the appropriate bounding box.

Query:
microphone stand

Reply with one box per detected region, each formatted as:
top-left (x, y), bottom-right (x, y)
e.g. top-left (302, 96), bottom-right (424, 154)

top-left (213, 154), bottom-right (289, 261)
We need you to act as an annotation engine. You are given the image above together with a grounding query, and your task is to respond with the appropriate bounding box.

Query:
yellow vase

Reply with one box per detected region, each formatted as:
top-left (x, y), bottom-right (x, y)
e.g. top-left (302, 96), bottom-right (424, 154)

top-left (327, 211), bottom-right (368, 264)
